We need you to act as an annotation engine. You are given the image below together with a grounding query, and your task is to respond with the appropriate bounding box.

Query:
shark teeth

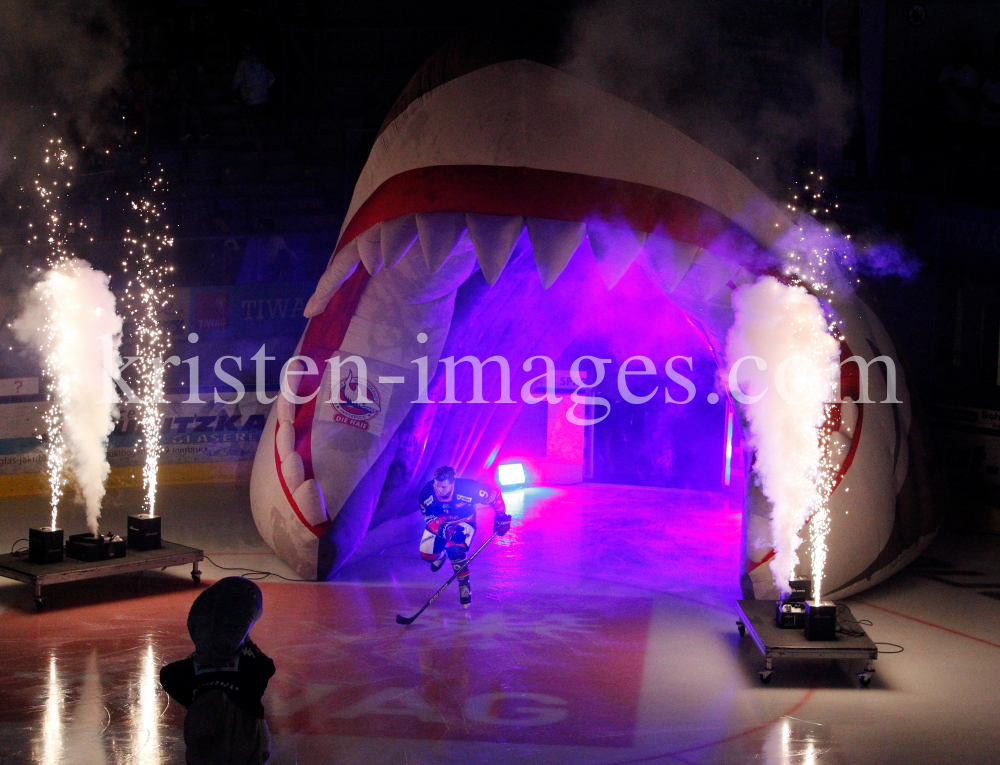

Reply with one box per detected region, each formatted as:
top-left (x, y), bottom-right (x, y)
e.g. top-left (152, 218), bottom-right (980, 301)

top-left (281, 450), bottom-right (306, 489)
top-left (306, 212), bottom-right (757, 317)
top-left (356, 223), bottom-right (384, 277)
top-left (304, 241), bottom-right (361, 318)
top-left (840, 398), bottom-right (859, 436)
top-left (275, 390), bottom-right (295, 425)
top-left (416, 212), bottom-right (467, 273)
top-left (673, 250), bottom-right (740, 302)
top-left (292, 479), bottom-right (329, 526)
top-left (276, 417), bottom-right (295, 457)
top-left (587, 218), bottom-right (647, 289)
top-left (827, 430), bottom-right (852, 472)
top-left (466, 213), bottom-right (524, 285)
top-left (635, 226), bottom-right (700, 293)
top-left (275, 398), bottom-right (329, 527)
top-left (526, 218), bottom-right (587, 288)
top-left (380, 215), bottom-right (419, 268)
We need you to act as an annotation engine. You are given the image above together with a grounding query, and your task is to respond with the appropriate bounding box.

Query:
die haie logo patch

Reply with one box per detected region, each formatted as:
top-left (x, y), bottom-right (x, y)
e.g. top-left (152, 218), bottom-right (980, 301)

top-left (331, 370), bottom-right (382, 433)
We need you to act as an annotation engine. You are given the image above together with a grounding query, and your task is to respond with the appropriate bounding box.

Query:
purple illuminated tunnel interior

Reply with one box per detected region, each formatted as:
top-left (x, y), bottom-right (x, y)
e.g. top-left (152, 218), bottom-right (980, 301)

top-left (324, 233), bottom-right (743, 579)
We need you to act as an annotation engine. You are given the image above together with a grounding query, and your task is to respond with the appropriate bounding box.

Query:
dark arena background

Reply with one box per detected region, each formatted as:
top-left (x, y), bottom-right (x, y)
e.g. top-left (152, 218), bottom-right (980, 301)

top-left (0, 1), bottom-right (999, 763)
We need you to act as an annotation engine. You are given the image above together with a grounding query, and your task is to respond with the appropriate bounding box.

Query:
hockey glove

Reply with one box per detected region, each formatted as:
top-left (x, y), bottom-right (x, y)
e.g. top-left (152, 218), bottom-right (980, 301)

top-left (493, 513), bottom-right (512, 536)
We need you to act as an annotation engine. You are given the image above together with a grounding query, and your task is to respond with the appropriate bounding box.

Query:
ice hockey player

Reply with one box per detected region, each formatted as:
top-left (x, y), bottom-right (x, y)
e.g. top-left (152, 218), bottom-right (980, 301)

top-left (418, 465), bottom-right (512, 608)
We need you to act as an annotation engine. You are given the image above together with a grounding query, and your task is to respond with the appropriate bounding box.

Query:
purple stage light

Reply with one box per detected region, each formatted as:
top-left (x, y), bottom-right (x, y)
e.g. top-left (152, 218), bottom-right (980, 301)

top-left (724, 399), bottom-right (734, 487)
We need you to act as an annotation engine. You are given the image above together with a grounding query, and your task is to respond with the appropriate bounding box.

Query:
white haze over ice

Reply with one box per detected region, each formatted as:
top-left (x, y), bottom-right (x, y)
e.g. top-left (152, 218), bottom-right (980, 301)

top-left (14, 259), bottom-right (123, 534)
top-left (725, 276), bottom-right (840, 596)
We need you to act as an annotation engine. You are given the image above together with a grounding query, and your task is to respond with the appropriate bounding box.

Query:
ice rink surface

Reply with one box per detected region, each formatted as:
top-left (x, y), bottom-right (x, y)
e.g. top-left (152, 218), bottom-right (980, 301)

top-left (0, 482), bottom-right (998, 764)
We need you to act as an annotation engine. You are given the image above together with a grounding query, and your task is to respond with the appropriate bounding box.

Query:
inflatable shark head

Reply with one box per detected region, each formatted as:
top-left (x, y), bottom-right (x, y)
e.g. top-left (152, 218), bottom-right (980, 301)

top-left (249, 38), bottom-right (941, 597)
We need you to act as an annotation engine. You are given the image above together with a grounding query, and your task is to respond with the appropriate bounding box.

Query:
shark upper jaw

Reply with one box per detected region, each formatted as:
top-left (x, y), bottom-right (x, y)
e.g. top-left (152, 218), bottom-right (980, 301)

top-left (304, 165), bottom-right (781, 322)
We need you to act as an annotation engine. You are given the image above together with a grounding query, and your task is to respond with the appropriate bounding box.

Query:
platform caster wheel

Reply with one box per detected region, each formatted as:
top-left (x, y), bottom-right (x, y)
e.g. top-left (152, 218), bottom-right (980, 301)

top-left (858, 673), bottom-right (872, 687)
top-left (34, 598), bottom-right (45, 612)
top-left (737, 621), bottom-right (746, 637)
top-left (759, 671), bottom-right (772, 684)
top-left (191, 572), bottom-right (201, 584)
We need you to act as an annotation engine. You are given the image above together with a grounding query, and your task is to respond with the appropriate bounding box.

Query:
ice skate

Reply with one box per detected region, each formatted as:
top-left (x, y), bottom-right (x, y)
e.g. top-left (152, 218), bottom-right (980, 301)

top-left (451, 556), bottom-right (472, 608)
top-left (430, 556), bottom-right (446, 573)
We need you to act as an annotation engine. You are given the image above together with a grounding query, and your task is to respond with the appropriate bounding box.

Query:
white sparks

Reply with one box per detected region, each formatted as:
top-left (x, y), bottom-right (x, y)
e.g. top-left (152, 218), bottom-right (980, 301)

top-left (121, 177), bottom-right (174, 517)
top-left (13, 143), bottom-right (123, 534)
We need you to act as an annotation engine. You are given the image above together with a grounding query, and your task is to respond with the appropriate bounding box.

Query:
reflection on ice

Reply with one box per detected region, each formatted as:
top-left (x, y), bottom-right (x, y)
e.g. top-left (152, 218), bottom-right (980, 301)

top-left (66, 648), bottom-right (110, 764)
top-left (41, 654), bottom-right (62, 765)
top-left (36, 641), bottom-right (162, 765)
top-left (134, 642), bottom-right (160, 765)
top-left (501, 489), bottom-right (526, 519)
top-left (762, 716), bottom-right (840, 765)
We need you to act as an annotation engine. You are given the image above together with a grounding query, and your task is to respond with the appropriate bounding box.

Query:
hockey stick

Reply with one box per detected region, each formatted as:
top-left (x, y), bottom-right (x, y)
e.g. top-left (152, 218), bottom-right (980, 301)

top-left (395, 532), bottom-right (498, 625)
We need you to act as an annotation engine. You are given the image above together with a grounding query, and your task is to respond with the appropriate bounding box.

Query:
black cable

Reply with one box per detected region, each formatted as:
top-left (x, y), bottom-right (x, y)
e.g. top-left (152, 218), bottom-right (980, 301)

top-left (203, 555), bottom-right (308, 583)
top-left (834, 605), bottom-right (905, 652)
top-left (875, 642), bottom-right (905, 654)
top-left (836, 603), bottom-right (873, 637)
top-left (10, 538), bottom-right (29, 556)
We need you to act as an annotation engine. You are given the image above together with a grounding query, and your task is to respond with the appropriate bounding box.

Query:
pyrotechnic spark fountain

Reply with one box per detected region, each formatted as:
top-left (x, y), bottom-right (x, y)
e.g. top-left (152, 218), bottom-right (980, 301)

top-left (754, 175), bottom-right (878, 601)
top-left (810, 427), bottom-right (835, 602)
top-left (17, 261), bottom-right (123, 535)
top-left (725, 277), bottom-right (840, 596)
top-left (13, 140), bottom-right (123, 535)
top-left (26, 141), bottom-right (73, 529)
top-left (38, 314), bottom-right (67, 531)
top-left (769, 171), bottom-right (918, 600)
top-left (121, 178), bottom-right (175, 517)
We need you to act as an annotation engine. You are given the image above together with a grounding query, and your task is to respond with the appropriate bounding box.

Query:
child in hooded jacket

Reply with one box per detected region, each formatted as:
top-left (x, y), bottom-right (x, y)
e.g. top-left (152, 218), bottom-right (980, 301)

top-left (161, 577), bottom-right (275, 765)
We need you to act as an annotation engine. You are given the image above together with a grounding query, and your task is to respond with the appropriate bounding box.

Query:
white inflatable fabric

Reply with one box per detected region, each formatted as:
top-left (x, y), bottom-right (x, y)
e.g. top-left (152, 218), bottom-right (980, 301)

top-left (249, 58), bottom-right (940, 591)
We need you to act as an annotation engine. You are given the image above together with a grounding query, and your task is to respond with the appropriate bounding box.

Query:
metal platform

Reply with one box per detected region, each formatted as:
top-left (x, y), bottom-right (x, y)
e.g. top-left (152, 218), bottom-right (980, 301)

top-left (0, 541), bottom-right (204, 610)
top-left (736, 599), bottom-right (878, 686)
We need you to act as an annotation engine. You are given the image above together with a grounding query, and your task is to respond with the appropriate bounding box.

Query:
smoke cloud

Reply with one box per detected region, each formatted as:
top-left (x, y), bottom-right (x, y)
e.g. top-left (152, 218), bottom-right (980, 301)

top-left (851, 241), bottom-right (921, 280)
top-left (0, 0), bottom-right (125, 358)
top-left (13, 259), bottom-right (123, 534)
top-left (0, 0), bottom-right (124, 184)
top-left (563, 1), bottom-right (921, 291)
top-left (562, 0), bottom-right (851, 196)
top-left (772, 214), bottom-right (922, 299)
top-left (724, 276), bottom-right (840, 595)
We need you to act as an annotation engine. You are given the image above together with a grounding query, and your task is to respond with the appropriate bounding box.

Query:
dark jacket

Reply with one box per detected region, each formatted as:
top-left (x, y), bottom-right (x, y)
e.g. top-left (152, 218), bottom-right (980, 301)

top-left (160, 638), bottom-right (275, 719)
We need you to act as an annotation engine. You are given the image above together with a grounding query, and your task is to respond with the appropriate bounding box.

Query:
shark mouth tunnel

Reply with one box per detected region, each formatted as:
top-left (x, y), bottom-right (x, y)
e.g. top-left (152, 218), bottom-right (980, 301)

top-left (249, 52), bottom-right (941, 598)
